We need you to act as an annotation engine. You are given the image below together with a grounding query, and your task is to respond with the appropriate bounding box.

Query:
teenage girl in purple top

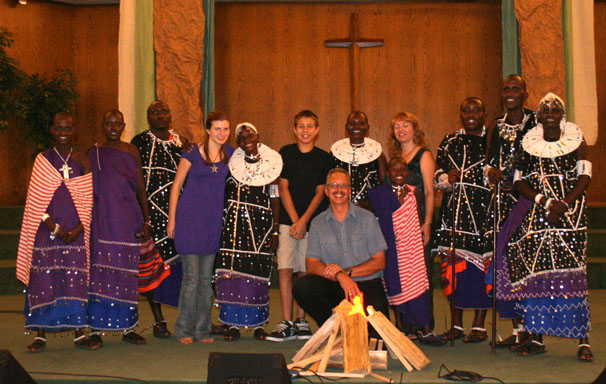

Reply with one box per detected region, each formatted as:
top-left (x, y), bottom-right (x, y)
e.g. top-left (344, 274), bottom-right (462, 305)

top-left (167, 112), bottom-right (234, 344)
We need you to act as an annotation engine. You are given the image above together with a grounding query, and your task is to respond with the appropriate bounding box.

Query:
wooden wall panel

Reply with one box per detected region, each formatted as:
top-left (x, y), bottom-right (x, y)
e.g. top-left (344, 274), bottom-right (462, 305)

top-left (587, 1), bottom-right (606, 202)
top-left (0, 1), bottom-right (74, 206)
top-left (0, 1), bottom-right (603, 203)
top-left (0, 2), bottom-right (74, 74)
top-left (215, 2), bottom-right (503, 164)
top-left (72, 5), bottom-right (120, 149)
top-left (0, 2), bottom-right (118, 205)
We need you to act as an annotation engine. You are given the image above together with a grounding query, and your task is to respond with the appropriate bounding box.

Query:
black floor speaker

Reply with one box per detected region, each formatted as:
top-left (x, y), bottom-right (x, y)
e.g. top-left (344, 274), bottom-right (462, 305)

top-left (0, 350), bottom-right (37, 384)
top-left (207, 352), bottom-right (291, 384)
top-left (592, 365), bottom-right (606, 384)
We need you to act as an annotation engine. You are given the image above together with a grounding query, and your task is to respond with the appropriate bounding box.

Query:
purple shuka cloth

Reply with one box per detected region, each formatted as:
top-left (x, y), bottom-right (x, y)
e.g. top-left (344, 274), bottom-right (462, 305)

top-left (369, 184), bottom-right (430, 326)
top-left (24, 149), bottom-right (88, 331)
top-left (484, 196), bottom-right (532, 318)
top-left (88, 146), bottom-right (142, 331)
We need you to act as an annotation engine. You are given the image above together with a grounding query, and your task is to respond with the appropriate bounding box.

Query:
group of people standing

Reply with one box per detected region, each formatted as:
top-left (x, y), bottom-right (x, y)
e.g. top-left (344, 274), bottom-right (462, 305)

top-left (17, 74), bottom-right (592, 363)
top-left (429, 75), bottom-right (592, 362)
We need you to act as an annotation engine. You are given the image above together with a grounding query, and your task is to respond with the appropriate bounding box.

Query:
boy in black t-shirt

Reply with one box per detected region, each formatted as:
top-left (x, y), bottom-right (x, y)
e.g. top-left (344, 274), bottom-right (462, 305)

top-left (266, 110), bottom-right (332, 342)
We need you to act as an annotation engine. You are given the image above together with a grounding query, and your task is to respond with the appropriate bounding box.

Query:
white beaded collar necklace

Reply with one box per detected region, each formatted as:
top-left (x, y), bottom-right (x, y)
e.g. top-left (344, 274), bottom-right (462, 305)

top-left (331, 138), bottom-right (382, 165)
top-left (229, 143), bottom-right (283, 186)
top-left (522, 121), bottom-right (583, 158)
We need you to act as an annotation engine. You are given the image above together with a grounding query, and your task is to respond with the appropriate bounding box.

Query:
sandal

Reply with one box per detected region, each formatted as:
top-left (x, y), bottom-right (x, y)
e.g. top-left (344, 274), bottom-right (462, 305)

top-left (211, 323), bottom-right (229, 335)
top-left (438, 326), bottom-right (465, 341)
top-left (26, 337), bottom-right (46, 353)
top-left (417, 331), bottom-right (446, 346)
top-left (153, 321), bottom-right (171, 338)
top-left (577, 344), bottom-right (593, 362)
top-left (224, 326), bottom-right (240, 341)
top-left (122, 330), bottom-right (146, 345)
top-left (178, 337), bottom-right (194, 344)
top-left (254, 327), bottom-right (267, 341)
top-left (88, 332), bottom-right (103, 348)
top-left (463, 327), bottom-right (487, 343)
top-left (518, 340), bottom-right (546, 357)
top-left (490, 334), bottom-right (516, 349)
top-left (74, 334), bottom-right (102, 350)
top-left (509, 331), bottom-right (531, 351)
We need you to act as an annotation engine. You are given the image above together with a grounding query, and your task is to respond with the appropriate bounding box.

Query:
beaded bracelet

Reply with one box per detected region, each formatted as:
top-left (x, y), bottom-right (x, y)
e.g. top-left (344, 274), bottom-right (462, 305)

top-left (50, 223), bottom-right (61, 240)
top-left (534, 193), bottom-right (545, 204)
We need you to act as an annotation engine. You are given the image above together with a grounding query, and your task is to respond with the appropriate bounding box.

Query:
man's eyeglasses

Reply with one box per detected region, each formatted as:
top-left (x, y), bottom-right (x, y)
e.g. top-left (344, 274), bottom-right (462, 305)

top-left (326, 183), bottom-right (351, 189)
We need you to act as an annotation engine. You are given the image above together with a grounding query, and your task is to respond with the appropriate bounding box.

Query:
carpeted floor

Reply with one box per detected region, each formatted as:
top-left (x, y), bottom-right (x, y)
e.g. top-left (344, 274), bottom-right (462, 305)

top-left (0, 290), bottom-right (604, 384)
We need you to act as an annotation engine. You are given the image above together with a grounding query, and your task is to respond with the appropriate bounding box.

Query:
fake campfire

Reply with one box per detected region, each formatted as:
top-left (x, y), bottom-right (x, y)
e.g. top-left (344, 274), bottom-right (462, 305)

top-left (288, 295), bottom-right (430, 380)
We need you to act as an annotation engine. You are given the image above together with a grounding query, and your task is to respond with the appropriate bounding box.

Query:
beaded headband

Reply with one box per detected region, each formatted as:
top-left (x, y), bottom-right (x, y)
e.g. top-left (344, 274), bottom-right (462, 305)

top-left (235, 122), bottom-right (258, 138)
top-left (538, 92), bottom-right (565, 113)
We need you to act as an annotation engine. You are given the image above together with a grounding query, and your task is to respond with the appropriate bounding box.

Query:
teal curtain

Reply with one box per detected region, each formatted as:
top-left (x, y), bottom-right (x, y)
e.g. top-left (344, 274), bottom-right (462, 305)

top-left (135, 0), bottom-right (156, 134)
top-left (202, 0), bottom-right (215, 122)
top-left (562, 0), bottom-right (575, 122)
top-left (501, 0), bottom-right (521, 79)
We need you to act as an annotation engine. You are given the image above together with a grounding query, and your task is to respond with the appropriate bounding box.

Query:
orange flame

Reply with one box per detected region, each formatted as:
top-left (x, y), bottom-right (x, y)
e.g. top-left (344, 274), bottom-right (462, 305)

top-left (348, 293), bottom-right (366, 316)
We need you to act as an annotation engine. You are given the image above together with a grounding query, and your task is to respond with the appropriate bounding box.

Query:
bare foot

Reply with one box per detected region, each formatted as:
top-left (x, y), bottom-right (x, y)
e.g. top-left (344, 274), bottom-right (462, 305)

top-left (200, 338), bottom-right (214, 344)
top-left (179, 337), bottom-right (194, 344)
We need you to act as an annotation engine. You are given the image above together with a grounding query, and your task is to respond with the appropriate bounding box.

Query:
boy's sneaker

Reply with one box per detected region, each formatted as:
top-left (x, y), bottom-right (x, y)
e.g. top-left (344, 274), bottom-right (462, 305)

top-left (266, 321), bottom-right (297, 342)
top-left (294, 318), bottom-right (312, 340)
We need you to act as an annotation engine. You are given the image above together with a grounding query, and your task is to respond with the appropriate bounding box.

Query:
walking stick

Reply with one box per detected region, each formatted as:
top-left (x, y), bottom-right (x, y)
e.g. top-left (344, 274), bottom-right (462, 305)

top-left (449, 184), bottom-right (457, 348)
top-left (491, 181), bottom-right (500, 356)
top-left (449, 163), bottom-right (466, 347)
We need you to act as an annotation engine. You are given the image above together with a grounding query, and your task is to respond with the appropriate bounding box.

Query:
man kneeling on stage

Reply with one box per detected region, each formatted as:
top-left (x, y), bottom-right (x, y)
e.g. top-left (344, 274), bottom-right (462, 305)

top-left (293, 168), bottom-right (390, 336)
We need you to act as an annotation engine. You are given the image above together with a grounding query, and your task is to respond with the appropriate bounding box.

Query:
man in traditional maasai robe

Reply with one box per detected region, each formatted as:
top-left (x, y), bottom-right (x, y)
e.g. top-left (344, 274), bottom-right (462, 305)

top-left (293, 168), bottom-right (389, 339)
top-left (131, 100), bottom-right (185, 337)
top-left (330, 111), bottom-right (387, 209)
top-left (17, 112), bottom-right (94, 352)
top-left (483, 75), bottom-right (536, 348)
top-left (433, 97), bottom-right (491, 343)
top-left (87, 109), bottom-right (149, 346)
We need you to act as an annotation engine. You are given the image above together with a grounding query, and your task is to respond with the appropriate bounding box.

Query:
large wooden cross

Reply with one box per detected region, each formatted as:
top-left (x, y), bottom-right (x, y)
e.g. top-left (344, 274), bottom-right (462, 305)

top-left (325, 13), bottom-right (384, 112)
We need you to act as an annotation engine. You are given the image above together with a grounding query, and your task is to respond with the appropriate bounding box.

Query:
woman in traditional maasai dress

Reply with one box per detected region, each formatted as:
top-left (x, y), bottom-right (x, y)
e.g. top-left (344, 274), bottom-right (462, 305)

top-left (433, 97), bottom-right (491, 343)
top-left (216, 122), bottom-right (282, 341)
top-left (131, 100), bottom-right (187, 337)
top-left (502, 93), bottom-right (592, 361)
top-left (17, 113), bottom-right (94, 352)
top-left (483, 75), bottom-right (536, 348)
top-left (87, 110), bottom-right (150, 347)
top-left (167, 111), bottom-right (233, 344)
top-left (369, 158), bottom-right (437, 345)
top-left (331, 110), bottom-right (387, 209)
top-left (388, 111), bottom-right (441, 345)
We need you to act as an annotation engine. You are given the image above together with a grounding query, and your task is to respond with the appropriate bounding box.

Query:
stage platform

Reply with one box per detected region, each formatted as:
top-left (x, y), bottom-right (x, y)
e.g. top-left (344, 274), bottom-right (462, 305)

top-left (0, 289), bottom-right (604, 384)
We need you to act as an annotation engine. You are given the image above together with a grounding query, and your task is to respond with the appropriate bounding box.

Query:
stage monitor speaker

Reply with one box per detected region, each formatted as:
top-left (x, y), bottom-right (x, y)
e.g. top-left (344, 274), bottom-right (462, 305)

top-left (0, 350), bottom-right (37, 384)
top-left (207, 352), bottom-right (291, 384)
top-left (592, 365), bottom-right (606, 384)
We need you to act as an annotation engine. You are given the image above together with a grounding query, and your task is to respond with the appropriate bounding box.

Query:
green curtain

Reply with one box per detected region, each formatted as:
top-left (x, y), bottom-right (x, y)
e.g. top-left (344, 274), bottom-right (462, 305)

top-left (562, 0), bottom-right (575, 123)
top-left (501, 0), bottom-right (521, 79)
top-left (135, 0), bottom-right (156, 134)
top-left (202, 0), bottom-right (215, 122)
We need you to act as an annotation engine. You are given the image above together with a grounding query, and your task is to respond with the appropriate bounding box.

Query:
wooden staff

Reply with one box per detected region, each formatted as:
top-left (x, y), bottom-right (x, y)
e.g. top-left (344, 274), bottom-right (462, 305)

top-left (449, 148), bottom-right (467, 347)
top-left (491, 181), bottom-right (500, 356)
